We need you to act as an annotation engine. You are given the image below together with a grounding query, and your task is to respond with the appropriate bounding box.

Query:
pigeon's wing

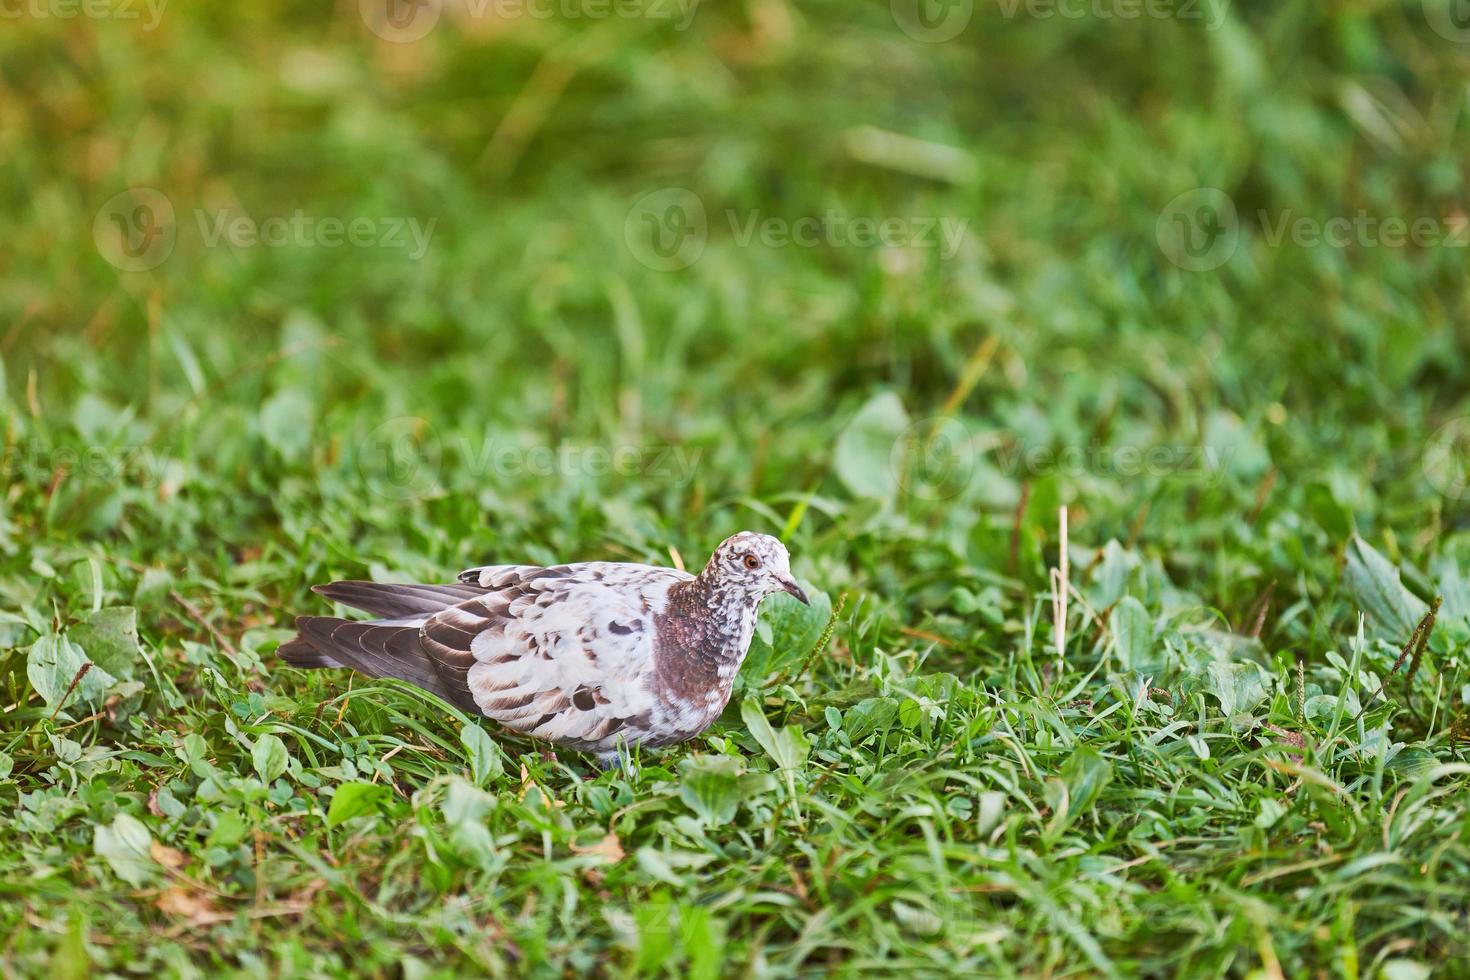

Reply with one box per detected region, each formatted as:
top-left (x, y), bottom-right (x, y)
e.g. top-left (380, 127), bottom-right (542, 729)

top-left (423, 563), bottom-right (692, 748)
top-left (456, 564), bottom-right (545, 588)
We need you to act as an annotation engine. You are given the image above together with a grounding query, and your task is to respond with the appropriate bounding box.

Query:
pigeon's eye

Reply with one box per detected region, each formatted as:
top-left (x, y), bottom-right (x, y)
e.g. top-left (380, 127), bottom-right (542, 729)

top-left (742, 554), bottom-right (761, 570)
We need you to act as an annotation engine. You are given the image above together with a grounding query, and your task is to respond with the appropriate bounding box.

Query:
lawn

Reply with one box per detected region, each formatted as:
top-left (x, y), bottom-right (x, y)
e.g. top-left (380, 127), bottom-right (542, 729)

top-left (3, 0), bottom-right (1470, 975)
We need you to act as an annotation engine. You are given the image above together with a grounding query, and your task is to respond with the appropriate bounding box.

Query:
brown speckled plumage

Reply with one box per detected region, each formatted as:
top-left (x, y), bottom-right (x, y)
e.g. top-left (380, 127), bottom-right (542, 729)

top-left (278, 532), bottom-right (808, 766)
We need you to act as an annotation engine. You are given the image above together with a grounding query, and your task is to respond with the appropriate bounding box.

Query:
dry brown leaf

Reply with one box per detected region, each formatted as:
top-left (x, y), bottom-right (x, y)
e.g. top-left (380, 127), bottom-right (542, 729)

top-left (517, 762), bottom-right (565, 808)
top-left (570, 833), bottom-right (625, 863)
top-left (155, 886), bottom-right (219, 925)
top-left (150, 840), bottom-right (188, 870)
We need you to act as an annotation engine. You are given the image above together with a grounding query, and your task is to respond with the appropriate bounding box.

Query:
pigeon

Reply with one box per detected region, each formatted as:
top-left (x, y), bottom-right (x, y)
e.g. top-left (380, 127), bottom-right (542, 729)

top-left (278, 532), bottom-right (809, 767)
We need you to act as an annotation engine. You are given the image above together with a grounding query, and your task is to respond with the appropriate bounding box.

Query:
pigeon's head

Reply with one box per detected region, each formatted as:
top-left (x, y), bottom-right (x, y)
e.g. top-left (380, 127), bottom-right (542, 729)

top-left (706, 532), bottom-right (808, 606)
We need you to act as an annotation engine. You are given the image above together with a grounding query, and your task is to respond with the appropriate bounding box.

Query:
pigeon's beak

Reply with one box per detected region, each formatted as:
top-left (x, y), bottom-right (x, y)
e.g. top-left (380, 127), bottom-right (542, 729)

top-left (776, 575), bottom-right (809, 605)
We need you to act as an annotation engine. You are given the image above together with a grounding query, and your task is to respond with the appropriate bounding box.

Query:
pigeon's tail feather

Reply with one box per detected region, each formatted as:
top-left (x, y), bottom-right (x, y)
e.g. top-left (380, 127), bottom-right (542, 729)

top-left (312, 580), bottom-right (484, 619)
top-left (280, 615), bottom-right (462, 706)
top-left (277, 637), bottom-right (342, 669)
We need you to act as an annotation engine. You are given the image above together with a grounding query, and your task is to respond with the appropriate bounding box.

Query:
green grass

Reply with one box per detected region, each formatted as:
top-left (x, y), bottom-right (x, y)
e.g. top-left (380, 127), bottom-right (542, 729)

top-left (4, 1), bottom-right (1470, 975)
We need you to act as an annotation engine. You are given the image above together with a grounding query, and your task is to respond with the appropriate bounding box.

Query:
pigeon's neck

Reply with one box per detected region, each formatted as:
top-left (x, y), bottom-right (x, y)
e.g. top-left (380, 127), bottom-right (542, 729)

top-left (652, 573), bottom-right (757, 706)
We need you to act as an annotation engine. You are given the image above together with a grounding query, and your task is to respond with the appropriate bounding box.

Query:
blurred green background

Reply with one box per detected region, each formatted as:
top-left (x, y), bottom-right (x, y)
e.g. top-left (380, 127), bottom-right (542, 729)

top-left (4, 0), bottom-right (1468, 564)
top-left (4, 0), bottom-right (1470, 974)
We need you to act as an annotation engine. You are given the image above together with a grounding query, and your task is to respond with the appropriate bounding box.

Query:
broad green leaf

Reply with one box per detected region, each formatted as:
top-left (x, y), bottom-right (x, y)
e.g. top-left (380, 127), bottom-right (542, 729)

top-left (1380, 961), bottom-right (1432, 980)
top-left (1433, 556), bottom-right (1470, 625)
top-left (897, 697), bottom-right (922, 728)
top-left (678, 756), bottom-right (743, 824)
top-left (72, 393), bottom-right (122, 441)
top-left (1206, 661), bottom-right (1271, 718)
top-left (1110, 597), bottom-right (1153, 671)
top-left (682, 903), bottom-right (725, 980)
top-left (259, 388), bottom-right (315, 460)
top-left (325, 781), bottom-right (391, 827)
top-left (740, 699), bottom-right (810, 821)
top-left (1090, 540), bottom-right (1139, 609)
top-left (740, 700), bottom-right (809, 771)
top-left (68, 606), bottom-right (141, 681)
top-left (208, 809), bottom-right (249, 848)
top-left (26, 636), bottom-right (118, 709)
top-left (177, 733), bottom-right (209, 766)
top-left (1045, 746), bottom-right (1114, 840)
top-left (1305, 482), bottom-right (1353, 541)
top-left (1255, 797), bottom-right (1287, 829)
top-left (834, 391), bottom-right (908, 499)
top-left (442, 778), bottom-right (498, 868)
top-left (1204, 410), bottom-right (1270, 478)
top-left (740, 699), bottom-right (779, 760)
top-left (1344, 536), bottom-right (1428, 639)
top-left (460, 722), bottom-right (504, 786)
top-left (93, 813), bottom-right (154, 886)
top-left (740, 582), bottom-right (832, 684)
top-left (634, 894), bottom-right (676, 973)
top-left (842, 697), bottom-right (898, 744)
top-left (443, 777), bottom-right (496, 825)
top-left (252, 734), bottom-right (289, 784)
top-left (977, 791), bottom-right (1006, 837)
top-left (1061, 745), bottom-right (1113, 816)
top-left (53, 909), bottom-right (90, 980)
top-left (0, 751), bottom-right (12, 780)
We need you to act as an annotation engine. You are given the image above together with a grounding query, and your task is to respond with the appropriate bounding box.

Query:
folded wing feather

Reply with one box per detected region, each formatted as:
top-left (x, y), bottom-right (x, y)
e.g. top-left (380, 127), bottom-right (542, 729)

top-left (283, 562), bottom-right (692, 752)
